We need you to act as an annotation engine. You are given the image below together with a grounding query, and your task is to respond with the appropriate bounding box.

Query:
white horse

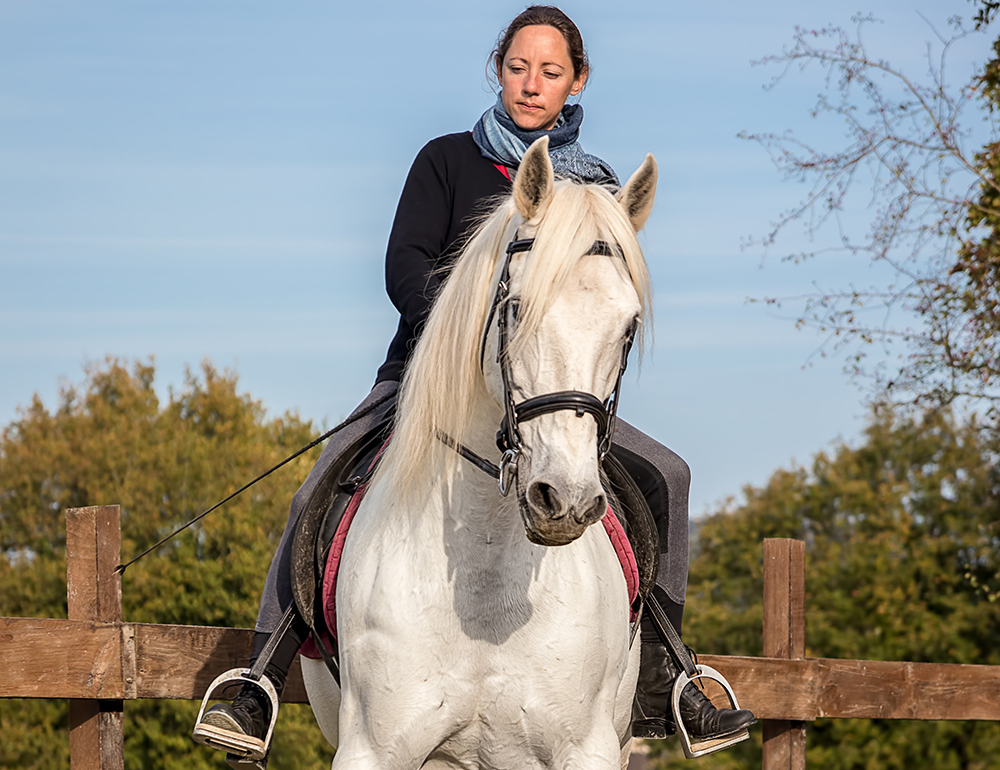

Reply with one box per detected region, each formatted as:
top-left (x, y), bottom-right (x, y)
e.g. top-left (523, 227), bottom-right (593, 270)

top-left (302, 137), bottom-right (658, 770)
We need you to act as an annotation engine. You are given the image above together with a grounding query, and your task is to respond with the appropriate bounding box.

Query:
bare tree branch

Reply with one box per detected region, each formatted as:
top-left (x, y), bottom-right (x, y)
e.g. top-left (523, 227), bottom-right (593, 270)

top-left (744, 16), bottom-right (1000, 421)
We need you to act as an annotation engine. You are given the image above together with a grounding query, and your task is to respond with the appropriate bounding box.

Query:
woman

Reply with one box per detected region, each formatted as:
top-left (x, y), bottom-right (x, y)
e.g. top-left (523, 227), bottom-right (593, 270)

top-left (194, 5), bottom-right (754, 762)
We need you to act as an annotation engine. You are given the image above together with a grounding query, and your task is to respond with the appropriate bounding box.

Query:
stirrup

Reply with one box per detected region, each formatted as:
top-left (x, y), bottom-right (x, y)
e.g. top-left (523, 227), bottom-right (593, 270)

top-left (193, 669), bottom-right (279, 762)
top-left (671, 664), bottom-right (750, 759)
top-left (226, 752), bottom-right (268, 770)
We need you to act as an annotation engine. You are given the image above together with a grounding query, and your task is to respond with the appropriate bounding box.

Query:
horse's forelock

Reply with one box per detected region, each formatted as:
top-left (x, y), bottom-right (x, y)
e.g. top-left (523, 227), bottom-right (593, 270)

top-left (511, 182), bottom-right (652, 360)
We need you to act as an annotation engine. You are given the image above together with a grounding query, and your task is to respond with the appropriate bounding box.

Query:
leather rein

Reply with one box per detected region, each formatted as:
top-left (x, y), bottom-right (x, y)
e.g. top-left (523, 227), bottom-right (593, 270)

top-left (442, 234), bottom-right (637, 496)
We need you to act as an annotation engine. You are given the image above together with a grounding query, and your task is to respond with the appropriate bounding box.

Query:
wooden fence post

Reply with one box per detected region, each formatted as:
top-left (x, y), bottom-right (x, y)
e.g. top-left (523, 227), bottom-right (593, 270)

top-left (66, 505), bottom-right (127, 770)
top-left (762, 538), bottom-right (806, 770)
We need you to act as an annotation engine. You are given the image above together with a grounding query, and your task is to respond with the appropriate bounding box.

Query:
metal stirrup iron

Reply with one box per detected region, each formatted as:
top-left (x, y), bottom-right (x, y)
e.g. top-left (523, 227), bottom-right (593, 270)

top-left (193, 606), bottom-right (299, 763)
top-left (645, 594), bottom-right (751, 758)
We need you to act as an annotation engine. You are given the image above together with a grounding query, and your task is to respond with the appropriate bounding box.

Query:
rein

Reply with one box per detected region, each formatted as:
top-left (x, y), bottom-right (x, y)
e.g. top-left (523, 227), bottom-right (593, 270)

top-left (447, 234), bottom-right (637, 496)
top-left (115, 389), bottom-right (396, 575)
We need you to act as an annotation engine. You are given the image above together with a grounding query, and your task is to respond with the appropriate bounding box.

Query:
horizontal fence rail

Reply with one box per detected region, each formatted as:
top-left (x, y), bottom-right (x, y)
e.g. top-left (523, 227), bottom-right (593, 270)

top-left (0, 506), bottom-right (997, 770)
top-left (5, 617), bottom-right (999, 720)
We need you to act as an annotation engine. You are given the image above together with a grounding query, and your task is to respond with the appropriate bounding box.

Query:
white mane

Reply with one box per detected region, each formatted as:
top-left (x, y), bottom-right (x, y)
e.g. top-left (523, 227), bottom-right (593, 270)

top-left (377, 178), bottom-right (653, 495)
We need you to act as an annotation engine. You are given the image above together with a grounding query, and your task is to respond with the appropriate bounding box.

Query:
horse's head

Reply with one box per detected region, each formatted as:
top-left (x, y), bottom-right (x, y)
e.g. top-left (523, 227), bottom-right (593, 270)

top-left (483, 137), bottom-right (657, 546)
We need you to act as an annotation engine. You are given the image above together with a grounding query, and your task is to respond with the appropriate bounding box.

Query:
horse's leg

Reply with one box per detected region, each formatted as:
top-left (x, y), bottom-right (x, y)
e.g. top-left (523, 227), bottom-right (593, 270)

top-left (618, 737), bottom-right (633, 770)
top-left (556, 725), bottom-right (630, 770)
top-left (329, 686), bottom-right (449, 770)
top-left (300, 657), bottom-right (341, 751)
top-left (327, 724), bottom-right (433, 770)
top-left (615, 631), bottom-right (642, 770)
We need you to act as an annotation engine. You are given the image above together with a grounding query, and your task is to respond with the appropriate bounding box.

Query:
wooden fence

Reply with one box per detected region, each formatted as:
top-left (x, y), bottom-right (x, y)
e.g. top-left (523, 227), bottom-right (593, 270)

top-left (2, 505), bottom-right (1000, 769)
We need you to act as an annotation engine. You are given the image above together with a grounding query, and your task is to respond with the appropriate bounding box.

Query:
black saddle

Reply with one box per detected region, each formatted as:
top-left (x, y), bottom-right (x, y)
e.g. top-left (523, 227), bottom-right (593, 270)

top-left (289, 406), bottom-right (394, 647)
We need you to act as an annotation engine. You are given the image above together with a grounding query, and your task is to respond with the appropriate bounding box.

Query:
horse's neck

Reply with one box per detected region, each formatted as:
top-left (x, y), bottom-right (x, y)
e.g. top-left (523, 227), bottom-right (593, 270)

top-left (426, 393), bottom-right (551, 640)
top-left (440, 396), bottom-right (523, 550)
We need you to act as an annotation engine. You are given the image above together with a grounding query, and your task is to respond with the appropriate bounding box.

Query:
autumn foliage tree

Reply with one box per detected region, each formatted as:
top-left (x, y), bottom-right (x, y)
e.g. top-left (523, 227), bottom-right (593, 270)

top-left (3, 367), bottom-right (999, 769)
top-left (0, 358), bottom-right (333, 769)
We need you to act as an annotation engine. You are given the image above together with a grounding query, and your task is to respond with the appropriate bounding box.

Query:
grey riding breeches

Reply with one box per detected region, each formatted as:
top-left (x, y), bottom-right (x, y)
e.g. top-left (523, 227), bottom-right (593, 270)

top-left (255, 381), bottom-right (689, 633)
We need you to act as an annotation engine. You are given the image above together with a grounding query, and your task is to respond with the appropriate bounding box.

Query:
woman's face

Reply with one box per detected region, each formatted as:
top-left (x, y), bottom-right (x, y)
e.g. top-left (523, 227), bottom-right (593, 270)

top-left (498, 24), bottom-right (587, 132)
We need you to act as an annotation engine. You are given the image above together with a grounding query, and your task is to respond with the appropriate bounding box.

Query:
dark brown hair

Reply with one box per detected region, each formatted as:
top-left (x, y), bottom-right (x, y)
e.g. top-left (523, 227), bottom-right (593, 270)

top-left (491, 5), bottom-right (589, 83)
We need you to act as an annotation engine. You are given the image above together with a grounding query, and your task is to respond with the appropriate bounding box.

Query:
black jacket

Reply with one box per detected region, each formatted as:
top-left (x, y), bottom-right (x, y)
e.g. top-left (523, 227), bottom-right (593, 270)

top-left (375, 132), bottom-right (511, 384)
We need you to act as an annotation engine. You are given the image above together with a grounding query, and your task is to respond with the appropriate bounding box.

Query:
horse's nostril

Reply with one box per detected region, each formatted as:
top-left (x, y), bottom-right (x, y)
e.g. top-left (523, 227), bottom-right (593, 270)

top-left (576, 494), bottom-right (607, 524)
top-left (528, 481), bottom-right (564, 518)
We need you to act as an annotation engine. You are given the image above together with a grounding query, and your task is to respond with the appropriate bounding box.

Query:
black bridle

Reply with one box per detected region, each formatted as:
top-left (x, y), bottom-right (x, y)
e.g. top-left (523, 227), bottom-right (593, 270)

top-left (452, 234), bottom-right (637, 495)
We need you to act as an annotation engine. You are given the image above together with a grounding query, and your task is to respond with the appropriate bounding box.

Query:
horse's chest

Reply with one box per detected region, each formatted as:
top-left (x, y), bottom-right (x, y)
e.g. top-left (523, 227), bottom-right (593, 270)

top-left (422, 590), bottom-right (627, 727)
top-left (431, 666), bottom-right (599, 769)
top-left (337, 501), bottom-right (630, 764)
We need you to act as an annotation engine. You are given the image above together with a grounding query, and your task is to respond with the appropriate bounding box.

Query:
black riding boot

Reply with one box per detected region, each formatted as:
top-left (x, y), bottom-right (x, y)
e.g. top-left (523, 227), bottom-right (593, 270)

top-left (632, 596), bottom-right (756, 743)
top-left (194, 616), bottom-right (308, 767)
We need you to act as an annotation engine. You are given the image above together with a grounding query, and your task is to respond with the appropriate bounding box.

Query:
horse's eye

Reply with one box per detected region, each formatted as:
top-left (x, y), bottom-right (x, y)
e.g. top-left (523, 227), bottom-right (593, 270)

top-left (509, 299), bottom-right (521, 323)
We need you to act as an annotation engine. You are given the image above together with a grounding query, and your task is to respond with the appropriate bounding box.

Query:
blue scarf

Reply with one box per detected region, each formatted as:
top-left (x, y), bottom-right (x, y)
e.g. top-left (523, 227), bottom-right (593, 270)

top-left (472, 95), bottom-right (619, 186)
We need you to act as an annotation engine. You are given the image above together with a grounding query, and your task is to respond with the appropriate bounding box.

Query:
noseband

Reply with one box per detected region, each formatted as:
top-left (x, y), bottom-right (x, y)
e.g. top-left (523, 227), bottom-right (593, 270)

top-left (448, 234), bottom-right (637, 496)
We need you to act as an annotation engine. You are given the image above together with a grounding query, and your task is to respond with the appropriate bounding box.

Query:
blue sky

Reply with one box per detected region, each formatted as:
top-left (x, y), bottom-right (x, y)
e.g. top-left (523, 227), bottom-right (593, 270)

top-left (1, 0), bottom-right (993, 515)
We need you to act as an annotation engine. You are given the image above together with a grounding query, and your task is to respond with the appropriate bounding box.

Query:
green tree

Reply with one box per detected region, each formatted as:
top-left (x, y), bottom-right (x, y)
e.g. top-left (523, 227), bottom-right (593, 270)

top-left (648, 406), bottom-right (1000, 769)
top-left (0, 358), bottom-right (333, 769)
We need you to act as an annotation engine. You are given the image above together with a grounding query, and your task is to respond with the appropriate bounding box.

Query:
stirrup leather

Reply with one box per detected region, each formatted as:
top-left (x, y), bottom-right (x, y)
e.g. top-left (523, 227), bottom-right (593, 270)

top-left (645, 595), bottom-right (751, 758)
top-left (192, 669), bottom-right (279, 761)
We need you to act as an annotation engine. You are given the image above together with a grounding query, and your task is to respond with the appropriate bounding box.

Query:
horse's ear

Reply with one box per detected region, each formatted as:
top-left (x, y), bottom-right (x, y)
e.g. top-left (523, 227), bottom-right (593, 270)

top-left (514, 137), bottom-right (554, 220)
top-left (615, 153), bottom-right (657, 231)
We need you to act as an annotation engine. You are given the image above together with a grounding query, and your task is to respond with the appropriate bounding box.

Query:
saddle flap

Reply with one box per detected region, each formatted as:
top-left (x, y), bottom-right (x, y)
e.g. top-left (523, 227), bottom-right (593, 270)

top-left (601, 451), bottom-right (659, 604)
top-left (289, 406), bottom-right (394, 632)
top-left (316, 423), bottom-right (394, 573)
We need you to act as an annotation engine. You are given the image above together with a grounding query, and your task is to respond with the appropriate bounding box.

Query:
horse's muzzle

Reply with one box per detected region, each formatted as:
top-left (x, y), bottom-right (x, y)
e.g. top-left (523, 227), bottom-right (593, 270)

top-left (518, 480), bottom-right (607, 546)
